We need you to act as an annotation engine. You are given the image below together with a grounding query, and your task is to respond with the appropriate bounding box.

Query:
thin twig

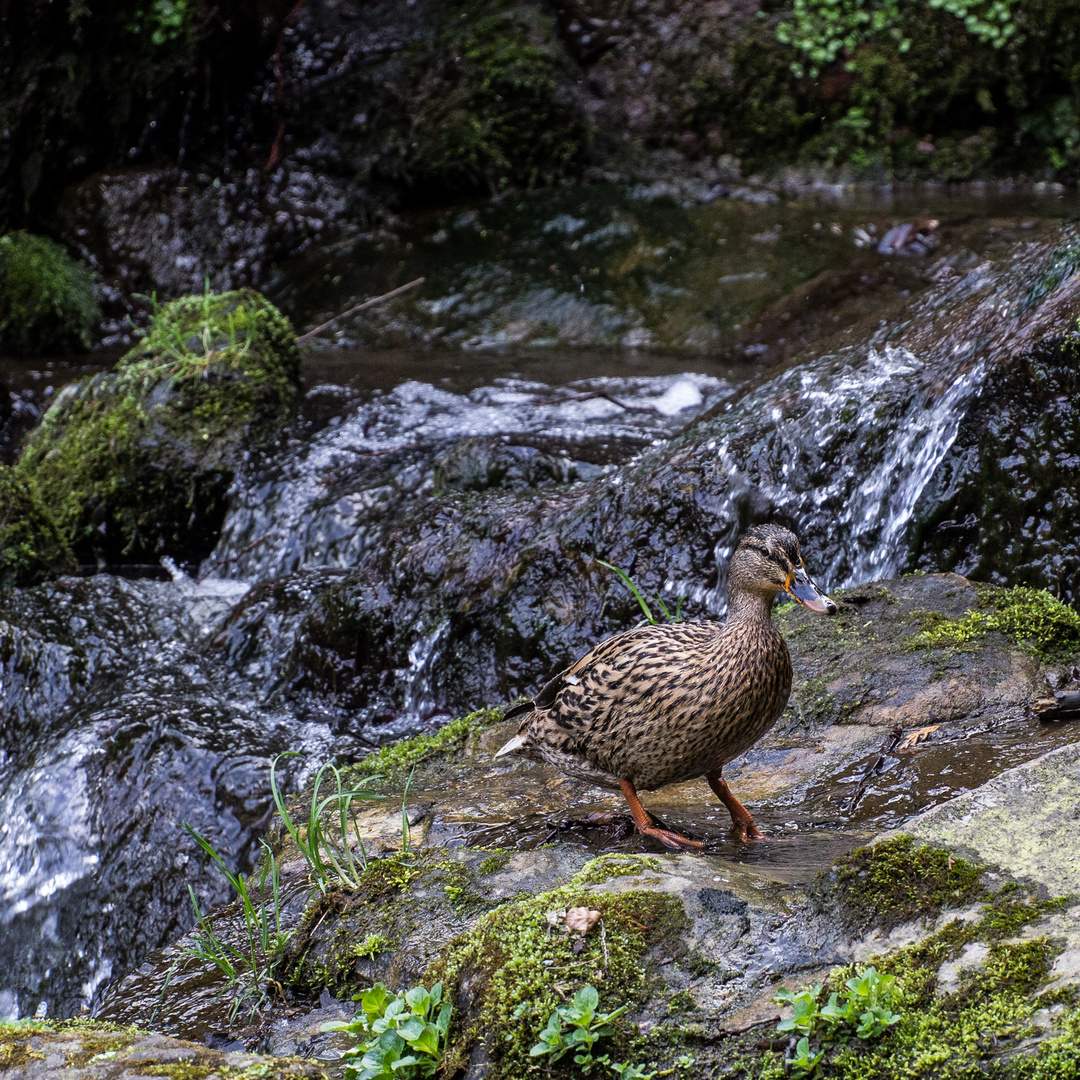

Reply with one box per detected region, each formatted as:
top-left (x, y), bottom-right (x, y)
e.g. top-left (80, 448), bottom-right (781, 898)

top-left (296, 277), bottom-right (426, 342)
top-left (697, 1014), bottom-right (782, 1040)
top-left (197, 532), bottom-right (272, 583)
top-left (265, 0), bottom-right (309, 172)
top-left (845, 724), bottom-right (904, 815)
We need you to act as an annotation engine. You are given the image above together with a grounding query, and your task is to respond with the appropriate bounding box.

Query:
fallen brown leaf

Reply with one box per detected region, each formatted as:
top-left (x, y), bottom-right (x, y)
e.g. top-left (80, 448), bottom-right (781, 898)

top-left (564, 907), bottom-right (602, 935)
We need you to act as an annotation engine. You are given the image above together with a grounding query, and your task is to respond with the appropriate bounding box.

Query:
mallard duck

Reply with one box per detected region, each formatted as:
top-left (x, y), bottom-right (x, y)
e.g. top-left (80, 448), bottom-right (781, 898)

top-left (494, 524), bottom-right (837, 849)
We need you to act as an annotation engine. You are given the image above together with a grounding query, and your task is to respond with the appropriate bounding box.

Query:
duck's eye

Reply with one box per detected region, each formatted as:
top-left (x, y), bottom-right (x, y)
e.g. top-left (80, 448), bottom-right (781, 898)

top-left (759, 546), bottom-right (771, 558)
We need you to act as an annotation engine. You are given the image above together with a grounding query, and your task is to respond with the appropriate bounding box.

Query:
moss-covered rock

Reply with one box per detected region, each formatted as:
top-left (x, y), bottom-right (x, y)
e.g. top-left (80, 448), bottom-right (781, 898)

top-left (756, 886), bottom-right (1077, 1080)
top-left (0, 463), bottom-right (77, 587)
top-left (405, 2), bottom-right (589, 193)
top-left (13, 288), bottom-right (300, 565)
top-left (432, 856), bottom-right (689, 1079)
top-left (822, 836), bottom-right (984, 933)
top-left (0, 1019), bottom-right (329, 1078)
top-left (0, 232), bottom-right (99, 354)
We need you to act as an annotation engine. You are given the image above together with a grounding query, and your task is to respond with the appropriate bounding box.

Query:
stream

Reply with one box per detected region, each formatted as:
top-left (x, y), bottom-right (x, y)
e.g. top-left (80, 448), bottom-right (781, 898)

top-left (2, 183), bottom-right (1080, 1029)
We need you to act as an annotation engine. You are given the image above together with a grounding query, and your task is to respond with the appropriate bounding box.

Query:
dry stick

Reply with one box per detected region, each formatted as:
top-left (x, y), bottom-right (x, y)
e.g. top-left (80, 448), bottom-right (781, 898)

top-left (296, 277), bottom-right (426, 343)
top-left (265, 0), bottom-right (309, 172)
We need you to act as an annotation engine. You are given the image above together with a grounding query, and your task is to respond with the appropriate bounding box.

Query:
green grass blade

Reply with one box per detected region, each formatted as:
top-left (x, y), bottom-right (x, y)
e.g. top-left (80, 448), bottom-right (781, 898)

top-left (596, 560), bottom-right (657, 624)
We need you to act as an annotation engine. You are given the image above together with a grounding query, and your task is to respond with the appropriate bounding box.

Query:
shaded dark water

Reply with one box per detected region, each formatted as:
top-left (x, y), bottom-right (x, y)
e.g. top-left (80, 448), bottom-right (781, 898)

top-left (272, 183), bottom-right (1079, 355)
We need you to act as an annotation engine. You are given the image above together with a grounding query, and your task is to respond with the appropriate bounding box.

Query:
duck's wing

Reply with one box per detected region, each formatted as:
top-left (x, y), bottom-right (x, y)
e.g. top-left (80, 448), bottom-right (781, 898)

top-left (496, 623), bottom-right (716, 758)
top-left (494, 626), bottom-right (664, 758)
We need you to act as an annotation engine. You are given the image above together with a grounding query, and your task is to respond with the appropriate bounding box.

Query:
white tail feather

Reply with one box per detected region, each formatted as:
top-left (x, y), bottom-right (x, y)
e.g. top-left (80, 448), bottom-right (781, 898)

top-left (494, 733), bottom-right (528, 759)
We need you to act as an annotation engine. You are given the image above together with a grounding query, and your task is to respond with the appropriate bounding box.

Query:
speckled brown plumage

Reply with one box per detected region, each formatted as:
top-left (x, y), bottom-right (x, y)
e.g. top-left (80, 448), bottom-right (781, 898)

top-left (495, 524), bottom-right (837, 847)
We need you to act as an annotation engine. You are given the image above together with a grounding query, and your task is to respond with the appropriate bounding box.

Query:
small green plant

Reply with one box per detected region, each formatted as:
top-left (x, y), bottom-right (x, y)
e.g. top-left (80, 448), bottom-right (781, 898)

top-left (776, 0), bottom-right (1018, 77)
top-left (775, 966), bottom-right (902, 1076)
top-left (529, 985), bottom-right (652, 1077)
top-left (321, 982), bottom-right (452, 1080)
top-left (786, 1036), bottom-right (825, 1079)
top-left (124, 0), bottom-right (192, 47)
top-left (136, 280), bottom-right (254, 382)
top-left (354, 933), bottom-right (390, 960)
top-left (269, 753), bottom-right (384, 893)
top-left (609, 1064), bottom-right (657, 1079)
top-left (180, 826), bottom-right (290, 1020)
top-left (597, 560), bottom-right (684, 626)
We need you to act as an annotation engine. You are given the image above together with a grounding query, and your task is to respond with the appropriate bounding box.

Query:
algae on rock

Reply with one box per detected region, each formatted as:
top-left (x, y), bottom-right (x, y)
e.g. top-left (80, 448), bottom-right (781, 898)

top-left (405, 2), bottom-right (589, 193)
top-left (0, 465), bottom-right (77, 587)
top-left (0, 232), bottom-right (100, 354)
top-left (14, 288), bottom-right (301, 566)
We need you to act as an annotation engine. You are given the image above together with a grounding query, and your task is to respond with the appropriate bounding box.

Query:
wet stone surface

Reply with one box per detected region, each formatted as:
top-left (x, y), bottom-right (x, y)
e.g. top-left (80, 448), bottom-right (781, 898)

top-left (91, 645), bottom-right (1080, 1077)
top-left (0, 1024), bottom-right (329, 1078)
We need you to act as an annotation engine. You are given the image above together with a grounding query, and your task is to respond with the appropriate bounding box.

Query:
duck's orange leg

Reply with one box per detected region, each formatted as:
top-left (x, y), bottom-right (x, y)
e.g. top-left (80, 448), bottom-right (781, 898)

top-left (618, 778), bottom-right (706, 851)
top-left (706, 772), bottom-right (766, 842)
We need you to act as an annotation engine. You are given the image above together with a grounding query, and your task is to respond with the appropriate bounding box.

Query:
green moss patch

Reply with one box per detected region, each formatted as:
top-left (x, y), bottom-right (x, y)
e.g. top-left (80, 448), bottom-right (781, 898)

top-left (907, 586), bottom-right (1080, 661)
top-left (0, 464), bottom-right (77, 586)
top-left (0, 232), bottom-right (99, 354)
top-left (824, 836), bottom-right (983, 932)
top-left (431, 855), bottom-right (688, 1080)
top-left (1025, 1002), bottom-right (1080, 1079)
top-left (13, 288), bottom-right (300, 564)
top-left (279, 847), bottom-right (497, 998)
top-left (0, 1024), bottom-right (48, 1070)
top-left (347, 707), bottom-right (507, 789)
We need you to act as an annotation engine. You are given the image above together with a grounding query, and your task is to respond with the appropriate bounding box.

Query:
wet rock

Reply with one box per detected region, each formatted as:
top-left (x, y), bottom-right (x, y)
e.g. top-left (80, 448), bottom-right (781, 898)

top-left (777, 574), bottom-right (1051, 731)
top-left (207, 226), bottom-right (1080, 730)
top-left (912, 312), bottom-right (1080, 596)
top-left (58, 168), bottom-right (354, 318)
top-left (0, 575), bottom-right (334, 1021)
top-left (0, 1024), bottom-right (329, 1079)
top-left (13, 289), bottom-right (301, 569)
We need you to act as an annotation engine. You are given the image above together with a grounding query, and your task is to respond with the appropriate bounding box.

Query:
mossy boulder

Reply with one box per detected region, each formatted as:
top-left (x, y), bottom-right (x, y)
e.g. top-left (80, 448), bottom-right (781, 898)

top-left (13, 288), bottom-right (301, 566)
top-left (0, 464), bottom-right (77, 587)
top-left (0, 232), bottom-right (99, 354)
top-left (405, 3), bottom-right (589, 193)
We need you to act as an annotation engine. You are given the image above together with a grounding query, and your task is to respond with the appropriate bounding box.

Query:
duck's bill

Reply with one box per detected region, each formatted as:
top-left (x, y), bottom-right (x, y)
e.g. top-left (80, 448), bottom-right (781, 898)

top-left (785, 568), bottom-right (838, 615)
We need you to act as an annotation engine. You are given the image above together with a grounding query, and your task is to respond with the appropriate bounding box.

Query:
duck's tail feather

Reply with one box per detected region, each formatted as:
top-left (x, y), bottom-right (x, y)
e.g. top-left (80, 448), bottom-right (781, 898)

top-left (494, 733), bottom-right (529, 759)
top-left (502, 699), bottom-right (535, 722)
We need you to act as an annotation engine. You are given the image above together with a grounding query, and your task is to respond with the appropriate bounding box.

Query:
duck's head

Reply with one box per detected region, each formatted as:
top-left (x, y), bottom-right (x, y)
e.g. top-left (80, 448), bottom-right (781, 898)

top-left (730, 524), bottom-right (837, 615)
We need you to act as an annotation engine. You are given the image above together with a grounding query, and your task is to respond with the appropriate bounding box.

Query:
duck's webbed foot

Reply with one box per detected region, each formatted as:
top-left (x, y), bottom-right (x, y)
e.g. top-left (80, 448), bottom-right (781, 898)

top-left (705, 772), bottom-right (770, 843)
top-left (618, 778), bottom-right (706, 851)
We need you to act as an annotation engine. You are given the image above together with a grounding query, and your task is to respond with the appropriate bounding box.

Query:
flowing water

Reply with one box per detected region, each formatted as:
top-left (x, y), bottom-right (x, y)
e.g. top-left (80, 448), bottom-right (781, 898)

top-left (2, 183), bottom-right (1080, 1026)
